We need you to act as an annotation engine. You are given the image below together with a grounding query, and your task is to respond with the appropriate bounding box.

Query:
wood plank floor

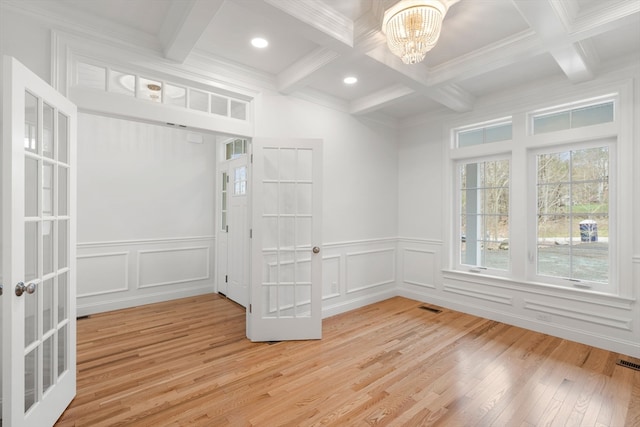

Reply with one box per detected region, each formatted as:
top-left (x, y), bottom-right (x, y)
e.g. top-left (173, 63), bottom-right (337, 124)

top-left (55, 294), bottom-right (640, 426)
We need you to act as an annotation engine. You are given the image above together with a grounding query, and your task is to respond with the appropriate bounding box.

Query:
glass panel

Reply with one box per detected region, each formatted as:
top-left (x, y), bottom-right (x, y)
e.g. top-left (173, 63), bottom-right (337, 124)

top-left (25, 348), bottom-right (38, 412)
top-left (538, 184), bottom-right (569, 214)
top-left (533, 111), bottom-right (570, 134)
top-left (25, 91), bottom-right (38, 153)
top-left (262, 217), bottom-right (279, 250)
top-left (485, 123), bottom-right (512, 143)
top-left (297, 184), bottom-right (312, 215)
top-left (279, 183), bottom-right (296, 215)
top-left (59, 220), bottom-right (69, 270)
top-left (572, 102), bottom-right (613, 128)
top-left (230, 100), bottom-right (247, 120)
top-left (295, 285), bottom-right (312, 317)
top-left (58, 324), bottom-right (68, 376)
top-left (76, 62), bottom-right (106, 90)
top-left (226, 142), bottom-right (233, 160)
top-left (25, 157), bottom-right (39, 217)
top-left (109, 71), bottom-right (135, 97)
top-left (279, 216), bottom-right (295, 249)
top-left (25, 285), bottom-right (38, 347)
top-left (189, 89), bottom-right (209, 112)
top-left (43, 336), bottom-right (54, 394)
top-left (43, 103), bottom-right (55, 158)
top-left (538, 152), bottom-right (570, 184)
top-left (263, 183), bottom-right (278, 215)
top-left (572, 147), bottom-right (609, 183)
top-left (295, 259), bottom-right (311, 284)
top-left (25, 222), bottom-right (38, 282)
top-left (211, 95), bottom-right (228, 116)
top-left (43, 277), bottom-right (54, 333)
top-left (58, 272), bottom-right (68, 323)
top-left (58, 112), bottom-right (69, 164)
top-left (139, 77), bottom-right (162, 103)
top-left (263, 286), bottom-right (278, 318)
top-left (59, 166), bottom-right (69, 216)
top-left (296, 217), bottom-right (312, 247)
top-left (458, 128), bottom-right (483, 147)
top-left (297, 149), bottom-right (312, 181)
top-left (43, 220), bottom-right (54, 276)
top-left (165, 83), bottom-right (187, 107)
top-left (262, 252), bottom-right (278, 284)
top-left (43, 162), bottom-right (54, 217)
top-left (263, 148), bottom-right (279, 180)
top-left (234, 166), bottom-right (247, 195)
top-left (279, 149), bottom-right (296, 181)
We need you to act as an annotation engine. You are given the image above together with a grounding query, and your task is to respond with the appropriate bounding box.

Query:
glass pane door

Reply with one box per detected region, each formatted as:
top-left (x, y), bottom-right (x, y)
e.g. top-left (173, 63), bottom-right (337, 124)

top-left (2, 55), bottom-right (76, 427)
top-left (249, 138), bottom-right (322, 341)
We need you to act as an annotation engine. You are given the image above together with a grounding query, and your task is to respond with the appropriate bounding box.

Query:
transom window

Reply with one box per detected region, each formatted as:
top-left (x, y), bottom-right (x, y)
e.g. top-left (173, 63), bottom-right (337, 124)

top-left (456, 120), bottom-right (512, 147)
top-left (225, 139), bottom-right (247, 160)
top-left (531, 100), bottom-right (614, 135)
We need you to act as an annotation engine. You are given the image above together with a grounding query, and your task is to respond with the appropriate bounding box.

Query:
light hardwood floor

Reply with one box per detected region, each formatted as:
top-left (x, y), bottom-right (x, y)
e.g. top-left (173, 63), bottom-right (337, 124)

top-left (55, 294), bottom-right (640, 426)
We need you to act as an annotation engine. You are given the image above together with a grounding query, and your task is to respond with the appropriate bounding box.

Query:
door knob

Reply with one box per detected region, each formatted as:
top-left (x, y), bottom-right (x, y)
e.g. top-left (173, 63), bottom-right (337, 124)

top-left (15, 282), bottom-right (37, 297)
top-left (312, 246), bottom-right (320, 254)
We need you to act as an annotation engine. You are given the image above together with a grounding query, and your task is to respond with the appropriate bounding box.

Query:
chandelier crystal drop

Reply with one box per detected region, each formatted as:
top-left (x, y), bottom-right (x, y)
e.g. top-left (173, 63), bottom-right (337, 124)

top-left (382, 0), bottom-right (448, 65)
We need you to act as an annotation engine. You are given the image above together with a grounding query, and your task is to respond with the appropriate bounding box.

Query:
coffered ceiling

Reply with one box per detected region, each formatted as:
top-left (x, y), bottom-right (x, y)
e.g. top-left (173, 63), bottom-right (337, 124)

top-left (4, 0), bottom-right (640, 121)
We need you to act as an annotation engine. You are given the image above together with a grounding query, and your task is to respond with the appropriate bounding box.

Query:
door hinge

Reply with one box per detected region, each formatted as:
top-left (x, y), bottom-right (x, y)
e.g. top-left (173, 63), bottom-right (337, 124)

top-left (251, 154), bottom-right (253, 164)
top-left (249, 229), bottom-right (252, 238)
top-left (226, 225), bottom-right (229, 232)
top-left (225, 275), bottom-right (228, 283)
top-left (249, 304), bottom-right (252, 313)
top-left (226, 175), bottom-right (229, 183)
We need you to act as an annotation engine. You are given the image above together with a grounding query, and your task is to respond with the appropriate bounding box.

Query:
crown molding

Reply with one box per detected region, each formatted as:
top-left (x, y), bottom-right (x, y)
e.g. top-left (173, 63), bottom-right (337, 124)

top-left (1, 0), bottom-right (161, 53)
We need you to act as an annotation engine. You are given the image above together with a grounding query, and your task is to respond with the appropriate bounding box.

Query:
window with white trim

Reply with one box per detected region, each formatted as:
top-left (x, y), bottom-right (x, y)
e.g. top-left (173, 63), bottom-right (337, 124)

top-left (450, 96), bottom-right (618, 293)
top-left (534, 142), bottom-right (611, 287)
top-left (458, 158), bottom-right (510, 272)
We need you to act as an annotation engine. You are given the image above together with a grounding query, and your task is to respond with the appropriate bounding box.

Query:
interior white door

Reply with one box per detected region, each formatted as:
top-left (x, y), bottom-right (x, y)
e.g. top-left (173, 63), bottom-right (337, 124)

top-left (1, 56), bottom-right (77, 427)
top-left (227, 156), bottom-right (249, 307)
top-left (248, 138), bottom-right (322, 341)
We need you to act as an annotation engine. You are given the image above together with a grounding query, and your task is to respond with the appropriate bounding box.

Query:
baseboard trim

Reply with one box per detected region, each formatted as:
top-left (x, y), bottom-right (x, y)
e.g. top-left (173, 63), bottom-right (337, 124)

top-left (322, 289), bottom-right (396, 319)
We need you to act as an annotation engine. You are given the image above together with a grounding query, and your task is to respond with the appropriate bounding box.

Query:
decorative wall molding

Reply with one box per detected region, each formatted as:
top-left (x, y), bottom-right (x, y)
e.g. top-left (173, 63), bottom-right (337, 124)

top-left (402, 248), bottom-right (437, 289)
top-left (523, 299), bottom-right (633, 331)
top-left (346, 247), bottom-right (396, 293)
top-left (78, 235), bottom-right (215, 248)
top-left (77, 251), bottom-right (129, 297)
top-left (443, 283), bottom-right (513, 306)
top-left (322, 255), bottom-right (341, 300)
top-left (442, 270), bottom-right (636, 309)
top-left (324, 237), bottom-right (398, 249)
top-left (137, 246), bottom-right (211, 289)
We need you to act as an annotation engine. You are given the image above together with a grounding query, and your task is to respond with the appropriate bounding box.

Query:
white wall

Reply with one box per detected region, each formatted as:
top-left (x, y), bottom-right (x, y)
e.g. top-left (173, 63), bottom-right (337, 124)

top-left (76, 114), bottom-right (217, 314)
top-left (396, 65), bottom-right (640, 357)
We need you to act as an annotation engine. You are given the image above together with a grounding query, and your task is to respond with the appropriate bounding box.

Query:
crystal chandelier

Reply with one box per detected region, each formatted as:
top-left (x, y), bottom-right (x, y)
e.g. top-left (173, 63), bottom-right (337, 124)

top-left (382, 0), bottom-right (448, 65)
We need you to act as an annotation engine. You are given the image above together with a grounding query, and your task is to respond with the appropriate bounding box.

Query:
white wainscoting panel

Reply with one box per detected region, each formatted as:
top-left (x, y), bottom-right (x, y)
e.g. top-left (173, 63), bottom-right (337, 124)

top-left (402, 248), bottom-right (436, 289)
top-left (138, 246), bottom-right (210, 288)
top-left (320, 239), bottom-right (398, 318)
top-left (77, 236), bottom-right (215, 316)
top-left (77, 252), bottom-right (129, 297)
top-left (346, 248), bottom-right (396, 293)
top-left (322, 255), bottom-right (341, 300)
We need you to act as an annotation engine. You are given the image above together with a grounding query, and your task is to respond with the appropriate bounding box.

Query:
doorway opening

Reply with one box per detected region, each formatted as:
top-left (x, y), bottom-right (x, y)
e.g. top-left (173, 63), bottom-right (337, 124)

top-left (217, 138), bottom-right (250, 308)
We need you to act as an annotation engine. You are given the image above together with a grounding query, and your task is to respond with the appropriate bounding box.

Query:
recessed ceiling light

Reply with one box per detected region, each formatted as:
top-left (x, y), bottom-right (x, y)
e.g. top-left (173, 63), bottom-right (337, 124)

top-left (343, 76), bottom-right (358, 85)
top-left (251, 37), bottom-right (269, 48)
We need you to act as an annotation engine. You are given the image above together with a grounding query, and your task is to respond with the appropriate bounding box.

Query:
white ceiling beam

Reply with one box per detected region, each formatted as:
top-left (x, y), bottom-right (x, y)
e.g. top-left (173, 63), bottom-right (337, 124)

top-left (366, 45), bottom-right (475, 112)
top-left (349, 84), bottom-right (415, 116)
top-left (159, 0), bottom-right (224, 63)
top-left (277, 47), bottom-right (341, 94)
top-left (512, 0), bottom-right (598, 83)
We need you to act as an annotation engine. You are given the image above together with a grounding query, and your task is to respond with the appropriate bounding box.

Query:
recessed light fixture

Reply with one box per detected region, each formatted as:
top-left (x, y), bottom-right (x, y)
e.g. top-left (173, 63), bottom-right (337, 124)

top-left (343, 76), bottom-right (358, 85)
top-left (251, 37), bottom-right (269, 48)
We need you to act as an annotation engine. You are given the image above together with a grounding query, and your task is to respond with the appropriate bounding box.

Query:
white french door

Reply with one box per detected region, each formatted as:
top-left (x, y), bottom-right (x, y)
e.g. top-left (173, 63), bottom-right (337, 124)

top-left (248, 138), bottom-right (322, 341)
top-left (1, 56), bottom-right (77, 427)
